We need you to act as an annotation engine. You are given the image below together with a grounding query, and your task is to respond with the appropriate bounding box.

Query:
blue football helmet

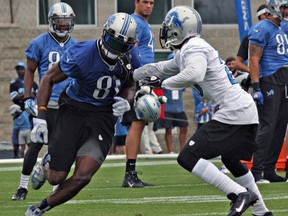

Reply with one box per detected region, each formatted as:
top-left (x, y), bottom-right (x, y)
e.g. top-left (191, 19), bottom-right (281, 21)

top-left (102, 13), bottom-right (137, 56)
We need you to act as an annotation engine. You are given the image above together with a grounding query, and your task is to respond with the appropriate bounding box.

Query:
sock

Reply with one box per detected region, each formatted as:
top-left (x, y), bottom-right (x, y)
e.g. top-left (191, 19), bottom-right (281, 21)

top-left (126, 159), bottom-right (136, 173)
top-left (236, 171), bottom-right (269, 215)
top-left (19, 173), bottom-right (29, 189)
top-left (192, 158), bottom-right (246, 195)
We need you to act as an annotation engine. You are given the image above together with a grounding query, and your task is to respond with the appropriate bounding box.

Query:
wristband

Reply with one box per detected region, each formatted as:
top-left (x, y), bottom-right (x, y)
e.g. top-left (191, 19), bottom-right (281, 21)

top-left (38, 106), bottom-right (47, 111)
top-left (38, 109), bottom-right (47, 120)
top-left (252, 82), bottom-right (260, 91)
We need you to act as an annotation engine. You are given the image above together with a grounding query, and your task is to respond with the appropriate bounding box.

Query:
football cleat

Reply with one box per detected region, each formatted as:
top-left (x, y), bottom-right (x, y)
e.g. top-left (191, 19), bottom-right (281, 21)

top-left (11, 187), bottom-right (28, 201)
top-left (122, 171), bottom-right (154, 188)
top-left (31, 152), bottom-right (50, 190)
top-left (24, 205), bottom-right (44, 216)
top-left (227, 189), bottom-right (258, 216)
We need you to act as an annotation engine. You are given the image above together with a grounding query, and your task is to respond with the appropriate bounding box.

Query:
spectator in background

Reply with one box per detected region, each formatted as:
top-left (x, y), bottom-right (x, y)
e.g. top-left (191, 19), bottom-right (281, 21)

top-left (160, 52), bottom-right (188, 153)
top-left (225, 56), bottom-right (237, 76)
top-left (194, 98), bottom-right (212, 129)
top-left (9, 104), bottom-right (31, 158)
top-left (248, 0), bottom-right (288, 183)
top-left (9, 61), bottom-right (38, 158)
top-left (162, 88), bottom-right (188, 153)
top-left (141, 123), bottom-right (163, 154)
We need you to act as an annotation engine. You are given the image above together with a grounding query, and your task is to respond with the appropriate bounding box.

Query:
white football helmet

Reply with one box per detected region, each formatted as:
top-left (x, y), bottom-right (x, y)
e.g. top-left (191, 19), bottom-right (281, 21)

top-left (102, 13), bottom-right (137, 58)
top-left (134, 94), bottom-right (161, 123)
top-left (266, 0), bottom-right (288, 20)
top-left (48, 2), bottom-right (75, 37)
top-left (160, 6), bottom-right (202, 49)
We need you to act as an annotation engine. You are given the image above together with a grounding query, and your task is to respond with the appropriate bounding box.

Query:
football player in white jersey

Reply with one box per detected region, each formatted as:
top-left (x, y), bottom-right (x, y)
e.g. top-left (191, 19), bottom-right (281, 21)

top-left (133, 6), bottom-right (272, 216)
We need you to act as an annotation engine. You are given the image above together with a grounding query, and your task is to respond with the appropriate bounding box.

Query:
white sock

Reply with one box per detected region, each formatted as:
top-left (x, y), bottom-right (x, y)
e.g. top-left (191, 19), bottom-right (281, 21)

top-left (236, 171), bottom-right (269, 215)
top-left (192, 158), bottom-right (246, 195)
top-left (19, 174), bottom-right (29, 189)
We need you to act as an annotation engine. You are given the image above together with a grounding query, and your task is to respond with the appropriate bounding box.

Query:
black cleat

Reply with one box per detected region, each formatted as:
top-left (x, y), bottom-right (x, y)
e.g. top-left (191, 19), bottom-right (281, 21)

top-left (11, 187), bottom-right (28, 201)
top-left (263, 173), bottom-right (287, 182)
top-left (227, 189), bottom-right (258, 216)
top-left (252, 211), bottom-right (273, 216)
top-left (122, 171), bottom-right (154, 188)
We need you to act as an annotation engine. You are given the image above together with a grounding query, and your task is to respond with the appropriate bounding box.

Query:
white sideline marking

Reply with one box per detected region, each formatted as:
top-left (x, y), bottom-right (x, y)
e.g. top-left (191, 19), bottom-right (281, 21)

top-left (66, 194), bottom-right (288, 204)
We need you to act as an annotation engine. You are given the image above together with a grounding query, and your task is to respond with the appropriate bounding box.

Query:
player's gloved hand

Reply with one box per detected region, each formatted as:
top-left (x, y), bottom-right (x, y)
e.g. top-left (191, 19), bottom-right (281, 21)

top-left (139, 76), bottom-right (162, 88)
top-left (31, 118), bottom-right (48, 143)
top-left (251, 82), bottom-right (264, 105)
top-left (113, 96), bottom-right (131, 117)
top-left (134, 86), bottom-right (152, 104)
top-left (24, 98), bottom-right (38, 116)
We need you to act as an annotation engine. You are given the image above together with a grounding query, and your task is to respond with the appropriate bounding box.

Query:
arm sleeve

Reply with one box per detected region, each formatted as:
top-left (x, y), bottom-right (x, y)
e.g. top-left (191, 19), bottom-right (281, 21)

top-left (133, 58), bottom-right (180, 80)
top-left (162, 53), bottom-right (207, 90)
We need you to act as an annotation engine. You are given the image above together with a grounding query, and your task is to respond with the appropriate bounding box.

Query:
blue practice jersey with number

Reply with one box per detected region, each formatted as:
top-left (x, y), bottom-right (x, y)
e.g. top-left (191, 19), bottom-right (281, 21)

top-left (248, 19), bottom-right (288, 78)
top-left (60, 40), bottom-right (140, 106)
top-left (25, 32), bottom-right (77, 100)
top-left (132, 13), bottom-right (154, 65)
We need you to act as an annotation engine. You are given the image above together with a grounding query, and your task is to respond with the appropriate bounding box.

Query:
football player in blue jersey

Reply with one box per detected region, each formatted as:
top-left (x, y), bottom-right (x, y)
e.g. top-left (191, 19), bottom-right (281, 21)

top-left (11, 2), bottom-right (77, 201)
top-left (249, 0), bottom-right (288, 184)
top-left (134, 6), bottom-right (272, 216)
top-left (24, 12), bottom-right (140, 215)
top-left (121, 0), bottom-right (157, 188)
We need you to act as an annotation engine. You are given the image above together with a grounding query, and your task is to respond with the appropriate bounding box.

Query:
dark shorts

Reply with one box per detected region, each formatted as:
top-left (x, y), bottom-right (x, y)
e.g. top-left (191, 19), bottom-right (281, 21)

top-left (184, 120), bottom-right (258, 161)
top-left (114, 135), bottom-right (126, 146)
top-left (160, 112), bottom-right (188, 128)
top-left (48, 100), bottom-right (116, 172)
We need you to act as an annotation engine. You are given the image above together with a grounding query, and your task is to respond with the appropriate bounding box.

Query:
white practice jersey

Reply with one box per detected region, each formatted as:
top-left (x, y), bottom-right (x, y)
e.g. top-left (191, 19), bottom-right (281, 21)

top-left (133, 37), bottom-right (258, 125)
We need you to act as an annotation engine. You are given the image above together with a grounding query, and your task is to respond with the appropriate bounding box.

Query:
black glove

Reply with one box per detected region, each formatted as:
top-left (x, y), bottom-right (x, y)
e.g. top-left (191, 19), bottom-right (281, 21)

top-left (139, 76), bottom-right (162, 88)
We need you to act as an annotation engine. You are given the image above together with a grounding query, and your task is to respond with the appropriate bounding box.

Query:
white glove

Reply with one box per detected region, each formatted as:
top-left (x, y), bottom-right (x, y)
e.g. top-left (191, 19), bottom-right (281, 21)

top-left (112, 96), bottom-right (131, 117)
top-left (134, 86), bottom-right (152, 107)
top-left (31, 118), bottom-right (48, 143)
top-left (25, 99), bottom-right (38, 116)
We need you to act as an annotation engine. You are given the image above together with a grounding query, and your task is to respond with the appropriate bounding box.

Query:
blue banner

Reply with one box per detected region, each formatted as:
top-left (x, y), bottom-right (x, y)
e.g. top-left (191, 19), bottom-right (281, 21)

top-left (235, 0), bottom-right (252, 42)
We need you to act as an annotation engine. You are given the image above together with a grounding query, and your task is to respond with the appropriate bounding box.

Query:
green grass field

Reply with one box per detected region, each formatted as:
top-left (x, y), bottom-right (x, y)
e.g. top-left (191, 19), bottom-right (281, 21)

top-left (0, 158), bottom-right (287, 216)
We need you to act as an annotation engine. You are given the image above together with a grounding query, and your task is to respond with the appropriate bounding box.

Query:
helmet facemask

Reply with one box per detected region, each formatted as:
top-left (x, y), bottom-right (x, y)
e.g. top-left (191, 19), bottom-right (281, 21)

top-left (48, 2), bottom-right (75, 37)
top-left (101, 13), bottom-right (137, 60)
top-left (49, 16), bottom-right (74, 37)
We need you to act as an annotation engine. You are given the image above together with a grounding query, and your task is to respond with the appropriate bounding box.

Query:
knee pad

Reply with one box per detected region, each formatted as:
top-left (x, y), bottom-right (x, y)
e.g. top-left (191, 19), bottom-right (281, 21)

top-left (177, 148), bottom-right (200, 172)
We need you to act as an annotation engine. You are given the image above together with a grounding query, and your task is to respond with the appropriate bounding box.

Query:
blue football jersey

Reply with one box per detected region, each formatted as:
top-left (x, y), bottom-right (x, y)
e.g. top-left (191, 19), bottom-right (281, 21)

top-left (132, 13), bottom-right (154, 65)
top-left (25, 32), bottom-right (77, 100)
top-left (248, 19), bottom-right (288, 78)
top-left (60, 40), bottom-right (141, 106)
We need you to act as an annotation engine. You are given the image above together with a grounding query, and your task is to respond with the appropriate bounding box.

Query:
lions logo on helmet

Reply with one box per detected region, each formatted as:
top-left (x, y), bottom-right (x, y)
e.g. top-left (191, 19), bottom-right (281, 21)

top-left (48, 2), bottom-right (75, 37)
top-left (134, 94), bottom-right (161, 123)
top-left (160, 6), bottom-right (202, 49)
